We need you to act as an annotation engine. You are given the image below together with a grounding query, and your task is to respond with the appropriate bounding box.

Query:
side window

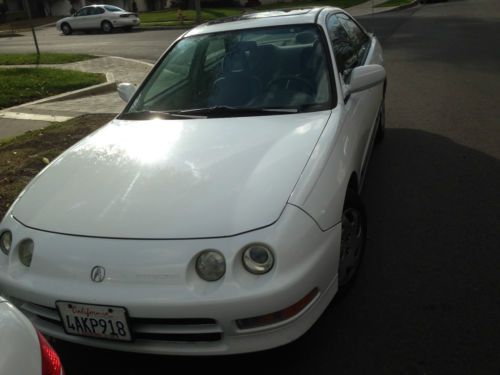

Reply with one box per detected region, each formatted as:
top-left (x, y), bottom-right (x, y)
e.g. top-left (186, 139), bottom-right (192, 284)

top-left (139, 39), bottom-right (196, 104)
top-left (95, 7), bottom-right (105, 15)
top-left (336, 13), bottom-right (370, 65)
top-left (326, 14), bottom-right (358, 77)
top-left (76, 7), bottom-right (89, 16)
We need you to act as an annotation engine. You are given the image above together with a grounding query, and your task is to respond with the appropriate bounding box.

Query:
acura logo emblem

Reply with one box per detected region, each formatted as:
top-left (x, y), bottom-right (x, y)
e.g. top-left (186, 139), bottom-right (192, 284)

top-left (90, 266), bottom-right (106, 283)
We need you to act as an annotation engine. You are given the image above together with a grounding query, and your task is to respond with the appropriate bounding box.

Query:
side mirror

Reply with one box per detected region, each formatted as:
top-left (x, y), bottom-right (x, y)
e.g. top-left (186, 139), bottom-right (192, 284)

top-left (344, 64), bottom-right (386, 98)
top-left (117, 82), bottom-right (136, 103)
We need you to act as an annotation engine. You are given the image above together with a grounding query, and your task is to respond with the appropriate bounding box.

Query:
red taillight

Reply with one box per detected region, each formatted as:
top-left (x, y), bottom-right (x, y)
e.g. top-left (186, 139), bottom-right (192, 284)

top-left (37, 331), bottom-right (65, 375)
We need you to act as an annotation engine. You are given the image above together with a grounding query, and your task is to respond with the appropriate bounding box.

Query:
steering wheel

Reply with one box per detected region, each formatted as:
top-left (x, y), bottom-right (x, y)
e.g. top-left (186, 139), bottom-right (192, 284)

top-left (266, 76), bottom-right (315, 95)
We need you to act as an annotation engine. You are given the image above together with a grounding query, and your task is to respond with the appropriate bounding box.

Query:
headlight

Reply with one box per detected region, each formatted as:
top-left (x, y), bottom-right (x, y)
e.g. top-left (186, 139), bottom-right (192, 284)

top-left (0, 231), bottom-right (12, 255)
top-left (242, 244), bottom-right (274, 274)
top-left (195, 250), bottom-right (225, 281)
top-left (18, 239), bottom-right (34, 267)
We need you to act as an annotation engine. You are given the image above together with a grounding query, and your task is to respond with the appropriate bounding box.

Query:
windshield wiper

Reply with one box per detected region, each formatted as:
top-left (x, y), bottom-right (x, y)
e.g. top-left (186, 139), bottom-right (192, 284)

top-left (175, 106), bottom-right (298, 117)
top-left (119, 110), bottom-right (205, 120)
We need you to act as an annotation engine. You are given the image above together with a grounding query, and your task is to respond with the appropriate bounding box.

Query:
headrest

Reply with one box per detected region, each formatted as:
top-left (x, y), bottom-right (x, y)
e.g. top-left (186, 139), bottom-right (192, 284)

top-left (295, 31), bottom-right (317, 44)
top-left (223, 50), bottom-right (250, 75)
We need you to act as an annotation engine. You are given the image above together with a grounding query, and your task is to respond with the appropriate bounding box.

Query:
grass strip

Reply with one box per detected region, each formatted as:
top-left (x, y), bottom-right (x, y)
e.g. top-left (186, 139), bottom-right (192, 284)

top-left (0, 68), bottom-right (105, 109)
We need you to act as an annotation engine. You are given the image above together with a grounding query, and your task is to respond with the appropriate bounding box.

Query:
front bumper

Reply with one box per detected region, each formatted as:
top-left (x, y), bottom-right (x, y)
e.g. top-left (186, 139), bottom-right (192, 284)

top-left (0, 205), bottom-right (341, 355)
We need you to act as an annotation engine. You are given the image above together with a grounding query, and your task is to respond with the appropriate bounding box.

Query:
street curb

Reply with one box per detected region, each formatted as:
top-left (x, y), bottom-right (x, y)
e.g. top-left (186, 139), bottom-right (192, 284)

top-left (136, 25), bottom-right (192, 31)
top-left (380, 0), bottom-right (419, 13)
top-left (42, 73), bottom-right (116, 104)
top-left (98, 55), bottom-right (154, 67)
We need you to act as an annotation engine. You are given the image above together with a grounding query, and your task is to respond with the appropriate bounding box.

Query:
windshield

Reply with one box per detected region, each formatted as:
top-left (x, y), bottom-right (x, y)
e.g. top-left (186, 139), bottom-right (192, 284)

top-left (125, 25), bottom-right (334, 117)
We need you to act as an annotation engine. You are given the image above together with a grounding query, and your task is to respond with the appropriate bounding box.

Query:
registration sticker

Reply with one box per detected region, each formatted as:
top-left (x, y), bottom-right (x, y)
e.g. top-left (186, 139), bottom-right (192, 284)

top-left (56, 301), bottom-right (132, 342)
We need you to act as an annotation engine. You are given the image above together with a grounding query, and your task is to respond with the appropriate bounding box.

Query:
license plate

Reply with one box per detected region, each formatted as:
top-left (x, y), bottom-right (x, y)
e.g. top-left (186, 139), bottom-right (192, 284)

top-left (56, 301), bottom-right (132, 342)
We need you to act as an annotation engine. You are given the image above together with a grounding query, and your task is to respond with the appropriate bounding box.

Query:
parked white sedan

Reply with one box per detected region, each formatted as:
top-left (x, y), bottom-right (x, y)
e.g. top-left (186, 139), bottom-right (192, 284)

top-left (0, 296), bottom-right (64, 375)
top-left (0, 7), bottom-right (385, 355)
top-left (56, 4), bottom-right (140, 35)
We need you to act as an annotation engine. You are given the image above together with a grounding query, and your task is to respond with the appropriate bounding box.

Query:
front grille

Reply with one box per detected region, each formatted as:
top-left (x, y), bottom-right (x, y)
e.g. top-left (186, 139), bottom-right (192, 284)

top-left (19, 301), bottom-right (222, 343)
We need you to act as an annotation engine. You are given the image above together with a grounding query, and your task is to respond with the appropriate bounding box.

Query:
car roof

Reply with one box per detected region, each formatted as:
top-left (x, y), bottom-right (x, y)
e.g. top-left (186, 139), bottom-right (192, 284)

top-left (84, 4), bottom-right (122, 7)
top-left (185, 7), bottom-right (340, 37)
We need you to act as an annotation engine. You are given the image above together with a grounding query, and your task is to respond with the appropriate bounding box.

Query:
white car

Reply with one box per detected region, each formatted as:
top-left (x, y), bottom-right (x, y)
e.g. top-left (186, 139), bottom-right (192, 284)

top-left (0, 7), bottom-right (385, 355)
top-left (56, 4), bottom-right (140, 35)
top-left (0, 296), bottom-right (64, 375)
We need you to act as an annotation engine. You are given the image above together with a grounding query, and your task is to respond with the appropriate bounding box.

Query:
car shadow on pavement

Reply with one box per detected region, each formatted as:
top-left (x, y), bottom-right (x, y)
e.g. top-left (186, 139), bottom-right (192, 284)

top-left (53, 129), bottom-right (500, 374)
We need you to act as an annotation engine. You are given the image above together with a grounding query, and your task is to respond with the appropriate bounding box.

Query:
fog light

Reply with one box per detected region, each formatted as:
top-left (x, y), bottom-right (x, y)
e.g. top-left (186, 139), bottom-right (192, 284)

top-left (242, 244), bottom-right (274, 274)
top-left (236, 288), bottom-right (319, 330)
top-left (0, 231), bottom-right (12, 255)
top-left (196, 250), bottom-right (225, 281)
top-left (18, 239), bottom-right (34, 267)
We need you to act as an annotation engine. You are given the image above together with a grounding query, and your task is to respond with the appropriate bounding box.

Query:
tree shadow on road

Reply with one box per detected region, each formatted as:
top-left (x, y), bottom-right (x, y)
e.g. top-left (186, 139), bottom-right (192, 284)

top-left (53, 128), bottom-right (500, 374)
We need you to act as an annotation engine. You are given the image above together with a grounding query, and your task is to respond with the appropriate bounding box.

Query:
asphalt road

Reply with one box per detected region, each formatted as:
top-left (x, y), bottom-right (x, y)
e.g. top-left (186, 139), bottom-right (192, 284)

top-left (0, 25), bottom-right (184, 63)
top-left (7, 0), bottom-right (500, 373)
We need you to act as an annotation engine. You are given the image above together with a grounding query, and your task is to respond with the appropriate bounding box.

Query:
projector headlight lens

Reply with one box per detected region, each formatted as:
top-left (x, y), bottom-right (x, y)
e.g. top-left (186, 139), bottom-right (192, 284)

top-left (242, 244), bottom-right (274, 274)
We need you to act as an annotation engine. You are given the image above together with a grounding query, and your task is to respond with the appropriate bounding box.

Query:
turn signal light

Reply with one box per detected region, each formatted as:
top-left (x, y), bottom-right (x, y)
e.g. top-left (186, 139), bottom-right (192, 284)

top-left (236, 288), bottom-right (319, 330)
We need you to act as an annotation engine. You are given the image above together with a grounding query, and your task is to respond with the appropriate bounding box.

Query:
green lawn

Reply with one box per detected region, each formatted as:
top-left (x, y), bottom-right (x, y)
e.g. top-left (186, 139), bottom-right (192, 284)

top-left (0, 68), bottom-right (105, 109)
top-left (0, 53), bottom-right (97, 65)
top-left (139, 0), bottom-right (367, 26)
top-left (376, 0), bottom-right (413, 6)
top-left (0, 114), bottom-right (114, 219)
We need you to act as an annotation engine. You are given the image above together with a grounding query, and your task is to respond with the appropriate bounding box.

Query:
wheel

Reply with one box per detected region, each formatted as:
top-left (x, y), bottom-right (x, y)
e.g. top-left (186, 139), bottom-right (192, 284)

top-left (61, 23), bottom-right (72, 35)
top-left (375, 98), bottom-right (385, 143)
top-left (123, 26), bottom-right (132, 32)
top-left (101, 20), bottom-right (113, 33)
top-left (266, 76), bottom-right (315, 95)
top-left (338, 189), bottom-right (367, 289)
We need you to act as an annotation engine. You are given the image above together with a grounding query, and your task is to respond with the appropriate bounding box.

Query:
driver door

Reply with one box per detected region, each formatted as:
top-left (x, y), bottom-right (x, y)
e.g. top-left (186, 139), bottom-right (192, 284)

top-left (71, 7), bottom-right (90, 29)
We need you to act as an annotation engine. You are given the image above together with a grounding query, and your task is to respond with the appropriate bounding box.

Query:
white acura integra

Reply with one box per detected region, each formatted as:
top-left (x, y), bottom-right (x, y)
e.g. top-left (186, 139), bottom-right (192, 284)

top-left (0, 8), bottom-right (385, 355)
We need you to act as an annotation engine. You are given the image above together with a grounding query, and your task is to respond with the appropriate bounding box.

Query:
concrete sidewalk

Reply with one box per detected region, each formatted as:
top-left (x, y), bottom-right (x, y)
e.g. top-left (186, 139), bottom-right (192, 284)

top-left (0, 56), bottom-right (153, 139)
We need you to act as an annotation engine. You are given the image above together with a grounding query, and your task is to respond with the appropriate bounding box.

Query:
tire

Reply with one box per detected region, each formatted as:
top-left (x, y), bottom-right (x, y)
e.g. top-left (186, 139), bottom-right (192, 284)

top-left (61, 23), bottom-right (72, 35)
top-left (375, 97), bottom-right (386, 144)
top-left (338, 189), bottom-right (367, 290)
top-left (101, 20), bottom-right (113, 33)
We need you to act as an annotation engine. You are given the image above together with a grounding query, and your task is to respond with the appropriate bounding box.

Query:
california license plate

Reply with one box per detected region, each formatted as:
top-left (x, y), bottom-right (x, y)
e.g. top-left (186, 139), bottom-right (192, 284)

top-left (56, 301), bottom-right (132, 342)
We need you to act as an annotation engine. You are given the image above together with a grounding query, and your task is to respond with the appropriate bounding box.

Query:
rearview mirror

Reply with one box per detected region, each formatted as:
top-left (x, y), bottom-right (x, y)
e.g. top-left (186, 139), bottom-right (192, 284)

top-left (344, 65), bottom-right (386, 98)
top-left (117, 83), bottom-right (136, 103)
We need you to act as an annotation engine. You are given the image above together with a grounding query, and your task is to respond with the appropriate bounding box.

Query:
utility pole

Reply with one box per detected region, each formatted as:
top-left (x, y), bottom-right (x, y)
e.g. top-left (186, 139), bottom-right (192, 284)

top-left (22, 0), bottom-right (40, 56)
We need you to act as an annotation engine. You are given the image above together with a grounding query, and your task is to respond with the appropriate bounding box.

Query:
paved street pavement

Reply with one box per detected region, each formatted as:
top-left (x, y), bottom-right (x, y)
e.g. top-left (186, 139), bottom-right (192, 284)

top-left (4, 0), bottom-right (500, 373)
top-left (0, 0), bottom-right (401, 63)
top-left (47, 1), bottom-right (500, 374)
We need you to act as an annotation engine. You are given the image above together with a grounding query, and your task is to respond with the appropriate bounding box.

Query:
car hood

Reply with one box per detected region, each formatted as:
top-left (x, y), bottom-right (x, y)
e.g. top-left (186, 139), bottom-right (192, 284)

top-left (12, 112), bottom-right (330, 239)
